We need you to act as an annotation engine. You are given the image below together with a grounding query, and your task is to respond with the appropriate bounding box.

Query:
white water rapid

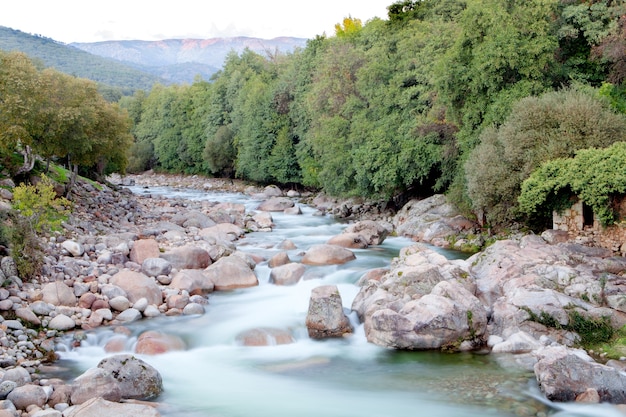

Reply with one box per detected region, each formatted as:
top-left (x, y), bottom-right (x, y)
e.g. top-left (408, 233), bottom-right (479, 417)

top-left (54, 186), bottom-right (625, 417)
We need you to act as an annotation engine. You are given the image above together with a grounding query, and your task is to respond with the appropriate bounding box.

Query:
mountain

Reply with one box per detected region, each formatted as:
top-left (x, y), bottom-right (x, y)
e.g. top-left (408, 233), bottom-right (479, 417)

top-left (0, 26), bottom-right (165, 95)
top-left (70, 37), bottom-right (309, 84)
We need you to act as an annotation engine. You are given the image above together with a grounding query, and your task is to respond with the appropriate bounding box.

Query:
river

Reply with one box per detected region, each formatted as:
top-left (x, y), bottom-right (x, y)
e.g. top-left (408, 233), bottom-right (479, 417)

top-left (55, 186), bottom-right (624, 417)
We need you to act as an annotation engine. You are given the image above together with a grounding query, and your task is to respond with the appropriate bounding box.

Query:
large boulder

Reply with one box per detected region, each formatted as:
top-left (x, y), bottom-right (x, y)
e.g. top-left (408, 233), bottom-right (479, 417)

top-left (135, 330), bottom-right (186, 355)
top-left (393, 195), bottom-right (476, 244)
top-left (129, 239), bottom-right (160, 264)
top-left (65, 397), bottom-right (161, 417)
top-left (343, 220), bottom-right (391, 245)
top-left (301, 244), bottom-right (356, 266)
top-left (41, 281), bottom-right (77, 307)
top-left (6, 384), bottom-right (48, 410)
top-left (305, 285), bottom-right (352, 339)
top-left (199, 223), bottom-right (245, 243)
top-left (327, 233), bottom-right (368, 249)
top-left (109, 270), bottom-right (162, 305)
top-left (236, 327), bottom-right (295, 346)
top-left (70, 367), bottom-right (122, 404)
top-left (96, 354), bottom-right (163, 400)
top-left (257, 197), bottom-right (295, 212)
top-left (534, 346), bottom-right (626, 403)
top-left (203, 255), bottom-right (258, 291)
top-left (269, 263), bottom-right (306, 286)
top-left (160, 245), bottom-right (211, 270)
top-left (169, 269), bottom-right (215, 294)
top-left (352, 244), bottom-right (486, 350)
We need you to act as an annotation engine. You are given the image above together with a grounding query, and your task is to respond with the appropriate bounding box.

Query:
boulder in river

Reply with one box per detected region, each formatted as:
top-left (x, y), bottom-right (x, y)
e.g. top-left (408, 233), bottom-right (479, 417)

top-left (306, 285), bottom-right (352, 339)
top-left (301, 244), bottom-right (356, 266)
top-left (203, 255), bottom-right (258, 290)
top-left (96, 354), bottom-right (163, 400)
top-left (65, 397), bottom-right (161, 417)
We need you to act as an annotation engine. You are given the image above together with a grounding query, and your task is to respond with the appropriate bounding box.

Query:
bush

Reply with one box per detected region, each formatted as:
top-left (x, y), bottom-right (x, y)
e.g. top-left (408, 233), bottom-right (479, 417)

top-left (465, 88), bottom-right (626, 226)
top-left (8, 175), bottom-right (71, 279)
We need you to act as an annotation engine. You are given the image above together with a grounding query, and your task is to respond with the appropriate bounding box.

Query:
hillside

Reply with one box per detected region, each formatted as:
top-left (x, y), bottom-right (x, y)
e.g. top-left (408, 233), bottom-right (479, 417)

top-left (0, 26), bottom-right (164, 95)
top-left (71, 37), bottom-right (309, 83)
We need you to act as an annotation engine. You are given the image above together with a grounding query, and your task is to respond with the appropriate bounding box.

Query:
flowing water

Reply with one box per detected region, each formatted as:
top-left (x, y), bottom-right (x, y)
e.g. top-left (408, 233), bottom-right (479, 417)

top-left (54, 187), bottom-right (624, 417)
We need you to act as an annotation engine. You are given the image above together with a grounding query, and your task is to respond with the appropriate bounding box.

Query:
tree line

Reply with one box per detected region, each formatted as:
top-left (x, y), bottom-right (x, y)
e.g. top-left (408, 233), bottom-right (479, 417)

top-left (0, 50), bottom-right (132, 194)
top-left (121, 0), bottom-right (626, 229)
top-left (3, 0), bottom-right (625, 232)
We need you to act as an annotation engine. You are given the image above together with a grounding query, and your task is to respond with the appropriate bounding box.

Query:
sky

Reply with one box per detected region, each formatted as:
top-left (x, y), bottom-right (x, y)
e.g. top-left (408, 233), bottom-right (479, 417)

top-left (1, 0), bottom-right (392, 43)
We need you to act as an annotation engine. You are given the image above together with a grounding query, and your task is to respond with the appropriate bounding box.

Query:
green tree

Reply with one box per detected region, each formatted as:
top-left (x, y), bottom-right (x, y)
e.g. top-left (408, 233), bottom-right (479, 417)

top-left (519, 141), bottom-right (626, 226)
top-left (466, 88), bottom-right (626, 226)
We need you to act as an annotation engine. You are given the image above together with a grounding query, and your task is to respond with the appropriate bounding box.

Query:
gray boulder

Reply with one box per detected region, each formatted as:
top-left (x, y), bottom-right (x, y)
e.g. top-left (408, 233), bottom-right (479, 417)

top-left (301, 244), bottom-right (356, 266)
top-left (96, 354), bottom-right (163, 400)
top-left (204, 255), bottom-right (258, 291)
top-left (534, 346), bottom-right (626, 403)
top-left (305, 285), bottom-right (352, 339)
top-left (64, 397), bottom-right (161, 417)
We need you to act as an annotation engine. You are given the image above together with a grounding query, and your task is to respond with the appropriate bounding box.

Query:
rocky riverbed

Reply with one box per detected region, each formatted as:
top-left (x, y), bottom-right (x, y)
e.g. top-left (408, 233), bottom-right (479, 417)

top-left (0, 171), bottom-right (625, 416)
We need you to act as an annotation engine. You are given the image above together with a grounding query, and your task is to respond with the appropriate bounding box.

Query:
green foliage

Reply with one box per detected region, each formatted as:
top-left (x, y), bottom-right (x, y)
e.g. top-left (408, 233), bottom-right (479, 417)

top-left (12, 175), bottom-right (71, 233)
top-left (466, 88), bottom-right (626, 226)
top-left (568, 311), bottom-right (614, 347)
top-left (519, 141), bottom-right (626, 226)
top-left (0, 26), bottom-right (163, 93)
top-left (6, 213), bottom-right (44, 281)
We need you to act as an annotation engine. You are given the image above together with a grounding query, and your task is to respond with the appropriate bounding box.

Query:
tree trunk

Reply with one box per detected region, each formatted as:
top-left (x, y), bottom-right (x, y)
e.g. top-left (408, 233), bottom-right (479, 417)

top-left (65, 163), bottom-right (78, 199)
top-left (15, 145), bottom-right (35, 176)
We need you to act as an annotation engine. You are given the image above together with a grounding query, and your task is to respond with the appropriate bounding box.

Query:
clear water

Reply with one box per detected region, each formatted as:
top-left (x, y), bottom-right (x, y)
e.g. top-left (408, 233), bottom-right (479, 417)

top-left (55, 187), bottom-right (625, 417)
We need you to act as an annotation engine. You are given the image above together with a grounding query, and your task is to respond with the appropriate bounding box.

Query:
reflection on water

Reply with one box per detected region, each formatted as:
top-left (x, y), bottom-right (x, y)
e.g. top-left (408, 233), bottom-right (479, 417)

top-left (55, 187), bottom-right (623, 417)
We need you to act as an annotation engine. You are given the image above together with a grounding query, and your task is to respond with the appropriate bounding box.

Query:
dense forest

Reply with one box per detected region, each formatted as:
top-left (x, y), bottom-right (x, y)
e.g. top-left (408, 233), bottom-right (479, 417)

top-left (2, 0), bottom-right (626, 233)
top-left (119, 0), bottom-right (626, 230)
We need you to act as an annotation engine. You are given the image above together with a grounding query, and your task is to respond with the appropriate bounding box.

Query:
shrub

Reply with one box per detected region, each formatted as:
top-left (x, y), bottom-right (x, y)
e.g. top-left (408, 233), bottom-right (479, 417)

top-left (465, 88), bottom-right (626, 226)
top-left (8, 175), bottom-right (71, 279)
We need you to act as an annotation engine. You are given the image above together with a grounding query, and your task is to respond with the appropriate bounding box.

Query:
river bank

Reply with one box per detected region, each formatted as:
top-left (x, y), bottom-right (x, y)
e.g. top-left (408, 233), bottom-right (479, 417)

top-left (0, 172), bottom-right (624, 416)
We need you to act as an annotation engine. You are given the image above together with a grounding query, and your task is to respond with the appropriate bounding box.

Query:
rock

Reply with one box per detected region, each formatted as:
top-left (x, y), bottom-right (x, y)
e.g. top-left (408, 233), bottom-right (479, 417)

top-left (64, 397), bottom-right (161, 417)
top-left (1, 367), bottom-right (31, 387)
top-left (236, 327), bottom-right (295, 346)
top-left (41, 282), bottom-right (77, 307)
top-left (263, 185), bottom-right (283, 197)
top-left (252, 212), bottom-right (273, 229)
top-left (534, 346), bottom-right (626, 403)
top-left (268, 252), bottom-right (290, 268)
top-left (48, 314), bottom-right (76, 331)
top-left (116, 308), bottom-right (142, 322)
top-left (305, 285), bottom-right (352, 339)
top-left (393, 195), bottom-right (476, 243)
top-left (69, 367), bottom-right (117, 404)
top-left (141, 258), bottom-right (172, 277)
top-left (204, 255), bottom-right (258, 291)
top-left (301, 244), bottom-right (356, 266)
top-left (327, 233), bottom-right (368, 249)
top-left (110, 270), bottom-right (162, 306)
top-left (169, 269), bottom-right (214, 295)
top-left (14, 308), bottom-right (41, 326)
top-left (108, 296), bottom-right (131, 312)
top-left (96, 354), bottom-right (163, 400)
top-left (269, 263), bottom-right (306, 286)
top-left (0, 257), bottom-right (17, 278)
top-left (6, 384), bottom-right (48, 410)
top-left (61, 240), bottom-right (84, 257)
top-left (256, 197), bottom-right (295, 212)
top-left (182, 302), bottom-right (205, 315)
top-left (160, 246), bottom-right (211, 270)
top-left (541, 229), bottom-right (570, 244)
top-left (199, 223), bottom-right (244, 243)
top-left (0, 380), bottom-right (16, 400)
top-left (343, 220), bottom-right (391, 245)
top-left (576, 388), bottom-right (600, 403)
top-left (284, 205), bottom-right (302, 215)
top-left (130, 239), bottom-right (161, 265)
top-left (135, 331), bottom-right (186, 355)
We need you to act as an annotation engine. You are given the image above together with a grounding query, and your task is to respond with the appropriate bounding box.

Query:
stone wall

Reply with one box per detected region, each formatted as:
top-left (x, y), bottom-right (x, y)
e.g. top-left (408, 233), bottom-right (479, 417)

top-left (553, 199), bottom-right (626, 254)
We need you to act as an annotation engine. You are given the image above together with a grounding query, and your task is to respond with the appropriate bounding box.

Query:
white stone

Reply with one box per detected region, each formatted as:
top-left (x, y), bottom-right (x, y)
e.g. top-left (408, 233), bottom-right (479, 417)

top-left (116, 308), bottom-right (142, 322)
top-left (48, 314), bottom-right (75, 331)
top-left (61, 240), bottom-right (84, 257)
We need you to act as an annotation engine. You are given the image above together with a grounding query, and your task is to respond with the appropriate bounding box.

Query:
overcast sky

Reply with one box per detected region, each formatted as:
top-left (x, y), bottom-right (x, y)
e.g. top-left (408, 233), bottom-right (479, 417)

top-left (1, 0), bottom-right (392, 43)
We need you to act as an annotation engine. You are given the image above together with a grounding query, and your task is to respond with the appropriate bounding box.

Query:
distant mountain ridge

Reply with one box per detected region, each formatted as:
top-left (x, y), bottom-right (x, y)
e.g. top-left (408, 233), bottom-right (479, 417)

top-left (71, 37), bottom-right (308, 84)
top-left (0, 25), bottom-right (308, 92)
top-left (0, 26), bottom-right (164, 95)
